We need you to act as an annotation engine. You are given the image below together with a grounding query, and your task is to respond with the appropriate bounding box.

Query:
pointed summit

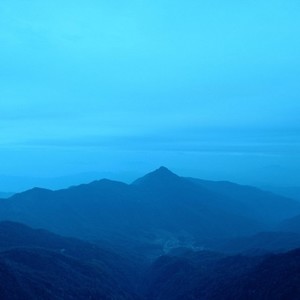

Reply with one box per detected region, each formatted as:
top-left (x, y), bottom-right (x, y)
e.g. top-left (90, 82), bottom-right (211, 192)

top-left (132, 166), bottom-right (181, 187)
top-left (152, 166), bottom-right (177, 176)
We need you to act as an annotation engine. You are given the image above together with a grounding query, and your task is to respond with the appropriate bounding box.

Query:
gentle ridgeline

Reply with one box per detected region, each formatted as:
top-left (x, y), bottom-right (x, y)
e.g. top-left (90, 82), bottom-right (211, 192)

top-left (0, 167), bottom-right (299, 254)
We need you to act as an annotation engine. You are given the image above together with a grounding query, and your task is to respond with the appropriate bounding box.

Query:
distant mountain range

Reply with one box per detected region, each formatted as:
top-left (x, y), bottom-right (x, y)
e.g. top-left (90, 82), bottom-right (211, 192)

top-left (0, 166), bottom-right (299, 257)
top-left (0, 171), bottom-right (137, 193)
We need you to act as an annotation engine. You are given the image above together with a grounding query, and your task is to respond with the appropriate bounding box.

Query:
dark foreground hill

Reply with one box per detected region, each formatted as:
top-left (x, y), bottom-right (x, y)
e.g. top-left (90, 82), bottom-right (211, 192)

top-left (0, 248), bottom-right (138, 300)
top-left (0, 221), bottom-right (140, 300)
top-left (206, 231), bottom-right (300, 255)
top-left (0, 167), bottom-right (299, 257)
top-left (142, 248), bottom-right (300, 300)
top-left (2, 221), bottom-right (300, 300)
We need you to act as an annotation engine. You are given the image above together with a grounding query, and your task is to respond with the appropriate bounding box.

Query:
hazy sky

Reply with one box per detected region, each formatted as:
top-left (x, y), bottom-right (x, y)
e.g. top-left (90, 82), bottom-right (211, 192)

top-left (0, 0), bottom-right (299, 188)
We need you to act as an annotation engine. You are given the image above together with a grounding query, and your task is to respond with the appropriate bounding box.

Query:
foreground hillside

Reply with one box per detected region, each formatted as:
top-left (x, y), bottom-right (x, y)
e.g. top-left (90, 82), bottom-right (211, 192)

top-left (142, 248), bottom-right (300, 300)
top-left (0, 221), bottom-right (140, 300)
top-left (1, 221), bottom-right (300, 300)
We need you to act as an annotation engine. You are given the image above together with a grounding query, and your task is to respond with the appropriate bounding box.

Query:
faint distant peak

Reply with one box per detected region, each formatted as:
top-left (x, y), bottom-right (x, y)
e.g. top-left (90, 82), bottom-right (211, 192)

top-left (91, 178), bottom-right (122, 185)
top-left (11, 187), bottom-right (53, 200)
top-left (21, 187), bottom-right (53, 194)
top-left (62, 178), bottom-right (129, 194)
top-left (132, 166), bottom-right (181, 186)
top-left (87, 178), bottom-right (128, 188)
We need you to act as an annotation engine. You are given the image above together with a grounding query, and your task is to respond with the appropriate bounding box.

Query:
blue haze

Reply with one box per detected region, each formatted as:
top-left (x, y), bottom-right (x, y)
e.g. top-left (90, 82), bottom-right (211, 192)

top-left (0, 0), bottom-right (299, 190)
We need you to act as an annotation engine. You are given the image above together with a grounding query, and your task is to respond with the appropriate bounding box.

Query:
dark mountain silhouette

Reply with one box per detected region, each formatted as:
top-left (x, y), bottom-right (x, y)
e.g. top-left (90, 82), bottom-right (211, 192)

top-left (0, 167), bottom-right (299, 257)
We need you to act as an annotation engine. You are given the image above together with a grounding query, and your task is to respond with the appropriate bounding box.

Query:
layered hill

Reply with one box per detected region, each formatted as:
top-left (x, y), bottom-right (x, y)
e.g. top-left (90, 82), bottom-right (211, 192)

top-left (0, 221), bottom-right (140, 300)
top-left (279, 214), bottom-right (300, 234)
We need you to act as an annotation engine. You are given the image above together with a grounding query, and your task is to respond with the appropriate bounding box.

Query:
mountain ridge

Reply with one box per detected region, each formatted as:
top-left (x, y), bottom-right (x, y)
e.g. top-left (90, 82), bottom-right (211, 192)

top-left (0, 167), bottom-right (299, 254)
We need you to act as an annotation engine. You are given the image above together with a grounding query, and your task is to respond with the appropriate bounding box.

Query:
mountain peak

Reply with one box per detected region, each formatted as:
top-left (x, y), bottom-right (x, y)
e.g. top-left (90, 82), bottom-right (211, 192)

top-left (132, 166), bottom-right (181, 186)
top-left (154, 166), bottom-right (175, 175)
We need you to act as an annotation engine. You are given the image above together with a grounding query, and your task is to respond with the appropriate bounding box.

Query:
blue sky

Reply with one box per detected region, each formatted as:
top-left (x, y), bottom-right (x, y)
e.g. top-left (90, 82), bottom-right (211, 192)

top-left (0, 0), bottom-right (299, 188)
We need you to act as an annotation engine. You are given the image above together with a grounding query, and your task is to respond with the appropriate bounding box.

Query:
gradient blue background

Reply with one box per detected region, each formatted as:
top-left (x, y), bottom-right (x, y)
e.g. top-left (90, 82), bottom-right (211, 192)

top-left (0, 0), bottom-right (299, 190)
